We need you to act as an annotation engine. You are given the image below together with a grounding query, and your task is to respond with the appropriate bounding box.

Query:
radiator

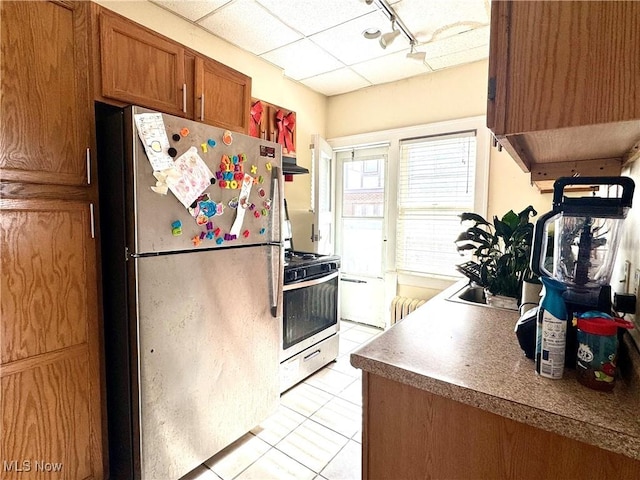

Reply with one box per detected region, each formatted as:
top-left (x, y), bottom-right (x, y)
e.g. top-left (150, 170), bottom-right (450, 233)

top-left (390, 296), bottom-right (426, 324)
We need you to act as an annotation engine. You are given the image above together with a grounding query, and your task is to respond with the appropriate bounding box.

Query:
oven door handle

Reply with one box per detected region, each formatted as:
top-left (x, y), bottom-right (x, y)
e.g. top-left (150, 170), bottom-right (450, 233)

top-left (283, 271), bottom-right (339, 291)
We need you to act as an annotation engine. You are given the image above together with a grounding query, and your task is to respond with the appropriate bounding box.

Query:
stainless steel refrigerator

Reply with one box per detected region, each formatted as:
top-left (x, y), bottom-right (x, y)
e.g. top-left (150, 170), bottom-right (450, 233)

top-left (96, 104), bottom-right (283, 479)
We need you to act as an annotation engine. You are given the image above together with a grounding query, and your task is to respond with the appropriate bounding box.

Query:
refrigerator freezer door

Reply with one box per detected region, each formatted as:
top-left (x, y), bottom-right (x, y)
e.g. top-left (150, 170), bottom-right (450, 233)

top-left (126, 106), bottom-right (282, 255)
top-left (134, 246), bottom-right (281, 479)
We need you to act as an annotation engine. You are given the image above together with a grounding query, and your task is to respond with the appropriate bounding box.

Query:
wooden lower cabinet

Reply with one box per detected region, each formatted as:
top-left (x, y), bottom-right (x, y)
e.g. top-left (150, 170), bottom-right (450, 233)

top-left (0, 200), bottom-right (103, 479)
top-left (362, 373), bottom-right (639, 479)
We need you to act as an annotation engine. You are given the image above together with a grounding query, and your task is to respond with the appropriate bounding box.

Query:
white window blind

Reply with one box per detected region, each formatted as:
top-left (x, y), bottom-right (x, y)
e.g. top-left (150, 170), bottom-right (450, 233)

top-left (397, 131), bottom-right (477, 277)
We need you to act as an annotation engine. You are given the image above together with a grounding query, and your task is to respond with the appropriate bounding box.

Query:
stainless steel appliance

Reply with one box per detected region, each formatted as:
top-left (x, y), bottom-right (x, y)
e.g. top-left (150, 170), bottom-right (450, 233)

top-left (281, 251), bottom-right (341, 392)
top-left (96, 104), bottom-right (283, 479)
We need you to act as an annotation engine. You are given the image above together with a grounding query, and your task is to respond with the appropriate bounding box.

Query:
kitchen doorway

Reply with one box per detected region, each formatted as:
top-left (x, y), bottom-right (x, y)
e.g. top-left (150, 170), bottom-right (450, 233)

top-left (335, 144), bottom-right (388, 328)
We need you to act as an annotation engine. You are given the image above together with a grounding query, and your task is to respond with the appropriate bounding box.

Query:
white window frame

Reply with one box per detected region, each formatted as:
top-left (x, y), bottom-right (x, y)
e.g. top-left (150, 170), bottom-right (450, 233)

top-left (328, 116), bottom-right (490, 290)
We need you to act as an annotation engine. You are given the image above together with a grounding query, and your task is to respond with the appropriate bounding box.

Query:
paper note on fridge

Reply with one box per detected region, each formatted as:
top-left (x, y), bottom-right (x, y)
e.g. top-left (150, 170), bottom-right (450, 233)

top-left (168, 147), bottom-right (214, 209)
top-left (134, 113), bottom-right (175, 171)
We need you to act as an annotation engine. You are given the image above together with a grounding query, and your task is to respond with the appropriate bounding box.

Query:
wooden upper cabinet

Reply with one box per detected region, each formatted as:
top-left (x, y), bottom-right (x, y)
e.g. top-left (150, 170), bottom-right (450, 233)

top-left (0, 0), bottom-right (92, 186)
top-left (487, 1), bottom-right (640, 189)
top-left (99, 9), bottom-right (186, 117)
top-left (195, 56), bottom-right (251, 133)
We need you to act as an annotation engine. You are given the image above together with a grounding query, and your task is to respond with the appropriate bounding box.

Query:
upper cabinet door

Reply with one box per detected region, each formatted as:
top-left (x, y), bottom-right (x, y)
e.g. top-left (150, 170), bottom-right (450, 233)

top-left (195, 56), bottom-right (251, 134)
top-left (0, 0), bottom-right (92, 186)
top-left (487, 1), bottom-right (640, 185)
top-left (100, 10), bottom-right (186, 117)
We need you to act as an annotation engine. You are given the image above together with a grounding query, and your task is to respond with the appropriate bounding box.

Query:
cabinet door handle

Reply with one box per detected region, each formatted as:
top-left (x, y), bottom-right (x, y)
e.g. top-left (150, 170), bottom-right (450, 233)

top-left (182, 84), bottom-right (187, 113)
top-left (200, 93), bottom-right (205, 121)
top-left (86, 148), bottom-right (91, 185)
top-left (89, 203), bottom-right (95, 239)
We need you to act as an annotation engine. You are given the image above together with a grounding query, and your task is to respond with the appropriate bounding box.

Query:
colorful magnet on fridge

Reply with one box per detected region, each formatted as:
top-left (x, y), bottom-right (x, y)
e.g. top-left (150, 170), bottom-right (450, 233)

top-left (261, 209), bottom-right (268, 216)
top-left (180, 127), bottom-right (190, 137)
top-left (222, 130), bottom-right (233, 145)
top-left (243, 230), bottom-right (250, 238)
top-left (229, 179), bottom-right (238, 189)
top-left (258, 188), bottom-right (266, 197)
top-left (219, 180), bottom-right (227, 188)
top-left (206, 231), bottom-right (214, 240)
top-left (214, 227), bottom-right (221, 237)
top-left (254, 211), bottom-right (261, 218)
top-left (207, 139), bottom-right (216, 147)
top-left (228, 197), bottom-right (239, 209)
top-left (192, 235), bottom-right (201, 246)
top-left (201, 143), bottom-right (208, 153)
top-left (258, 175), bottom-right (264, 184)
top-left (172, 133), bottom-right (181, 141)
top-left (250, 165), bottom-right (257, 174)
top-left (259, 228), bottom-right (266, 235)
top-left (216, 237), bottom-right (223, 245)
top-left (265, 162), bottom-right (272, 171)
top-left (171, 220), bottom-right (182, 236)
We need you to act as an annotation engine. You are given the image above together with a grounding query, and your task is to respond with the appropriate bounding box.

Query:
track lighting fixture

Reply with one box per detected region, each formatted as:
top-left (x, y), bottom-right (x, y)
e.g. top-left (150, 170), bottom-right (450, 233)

top-left (406, 41), bottom-right (426, 61)
top-left (379, 18), bottom-right (401, 49)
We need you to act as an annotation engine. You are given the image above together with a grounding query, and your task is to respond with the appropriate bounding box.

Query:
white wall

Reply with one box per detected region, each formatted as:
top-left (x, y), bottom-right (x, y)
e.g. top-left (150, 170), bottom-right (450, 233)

top-left (94, 0), bottom-right (326, 250)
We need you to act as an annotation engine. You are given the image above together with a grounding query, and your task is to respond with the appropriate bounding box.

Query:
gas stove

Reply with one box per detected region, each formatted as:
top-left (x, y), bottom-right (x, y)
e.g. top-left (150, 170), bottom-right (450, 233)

top-left (284, 250), bottom-right (341, 284)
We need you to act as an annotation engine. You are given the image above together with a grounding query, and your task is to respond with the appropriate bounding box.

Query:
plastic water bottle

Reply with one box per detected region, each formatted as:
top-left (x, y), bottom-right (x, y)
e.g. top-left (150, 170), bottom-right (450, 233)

top-left (535, 277), bottom-right (568, 379)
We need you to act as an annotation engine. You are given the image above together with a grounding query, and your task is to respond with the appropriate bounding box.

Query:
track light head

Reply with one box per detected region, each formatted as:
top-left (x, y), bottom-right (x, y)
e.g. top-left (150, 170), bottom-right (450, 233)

top-left (406, 42), bottom-right (426, 61)
top-left (379, 30), bottom-right (400, 49)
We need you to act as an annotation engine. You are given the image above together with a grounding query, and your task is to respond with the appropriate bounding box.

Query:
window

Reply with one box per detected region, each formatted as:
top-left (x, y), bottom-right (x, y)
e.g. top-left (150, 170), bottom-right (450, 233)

top-left (329, 116), bottom-right (489, 288)
top-left (396, 131), bottom-right (477, 277)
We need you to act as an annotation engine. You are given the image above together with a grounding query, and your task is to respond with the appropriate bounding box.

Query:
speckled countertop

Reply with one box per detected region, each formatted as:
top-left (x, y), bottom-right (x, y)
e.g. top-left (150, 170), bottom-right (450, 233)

top-left (350, 281), bottom-right (640, 461)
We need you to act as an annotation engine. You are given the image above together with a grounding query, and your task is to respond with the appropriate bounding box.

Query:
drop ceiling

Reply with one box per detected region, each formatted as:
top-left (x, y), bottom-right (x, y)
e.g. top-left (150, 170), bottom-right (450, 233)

top-left (150, 0), bottom-right (491, 97)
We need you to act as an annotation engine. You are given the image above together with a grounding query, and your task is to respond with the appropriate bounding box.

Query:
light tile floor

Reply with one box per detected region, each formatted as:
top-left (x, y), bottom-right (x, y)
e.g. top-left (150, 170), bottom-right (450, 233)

top-left (181, 320), bottom-right (382, 480)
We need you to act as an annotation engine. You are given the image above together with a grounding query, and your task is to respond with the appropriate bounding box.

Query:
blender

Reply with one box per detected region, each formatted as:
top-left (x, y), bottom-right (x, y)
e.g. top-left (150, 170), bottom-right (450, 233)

top-left (530, 176), bottom-right (635, 365)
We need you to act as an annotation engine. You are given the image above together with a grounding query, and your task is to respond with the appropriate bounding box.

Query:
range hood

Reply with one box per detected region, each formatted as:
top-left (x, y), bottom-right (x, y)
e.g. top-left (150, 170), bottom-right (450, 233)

top-left (282, 155), bottom-right (309, 175)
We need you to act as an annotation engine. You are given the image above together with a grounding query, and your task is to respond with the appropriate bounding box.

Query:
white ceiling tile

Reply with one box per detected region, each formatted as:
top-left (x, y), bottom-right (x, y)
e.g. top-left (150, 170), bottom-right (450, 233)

top-left (351, 50), bottom-right (432, 85)
top-left (255, 0), bottom-right (376, 36)
top-left (197, 0), bottom-right (303, 55)
top-left (421, 27), bottom-right (490, 59)
top-left (260, 39), bottom-right (345, 81)
top-left (426, 45), bottom-right (488, 70)
top-left (310, 11), bottom-right (410, 66)
top-left (300, 68), bottom-right (371, 97)
top-left (150, 0), bottom-right (230, 22)
top-left (144, 0), bottom-right (492, 96)
top-left (394, 0), bottom-right (490, 44)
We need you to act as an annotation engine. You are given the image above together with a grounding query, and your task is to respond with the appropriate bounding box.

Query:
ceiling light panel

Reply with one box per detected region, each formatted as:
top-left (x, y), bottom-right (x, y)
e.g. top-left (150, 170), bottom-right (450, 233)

top-left (310, 11), bottom-right (408, 66)
top-left (197, 0), bottom-right (302, 55)
top-left (300, 68), bottom-right (371, 97)
top-left (426, 45), bottom-right (488, 71)
top-left (421, 26), bottom-right (490, 59)
top-left (255, 0), bottom-right (376, 36)
top-left (351, 50), bottom-right (432, 85)
top-left (260, 39), bottom-right (345, 81)
top-left (394, 0), bottom-right (489, 44)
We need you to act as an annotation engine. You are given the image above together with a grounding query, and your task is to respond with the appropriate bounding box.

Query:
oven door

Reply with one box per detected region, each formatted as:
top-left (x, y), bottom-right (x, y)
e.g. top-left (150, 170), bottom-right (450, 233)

top-left (281, 271), bottom-right (339, 361)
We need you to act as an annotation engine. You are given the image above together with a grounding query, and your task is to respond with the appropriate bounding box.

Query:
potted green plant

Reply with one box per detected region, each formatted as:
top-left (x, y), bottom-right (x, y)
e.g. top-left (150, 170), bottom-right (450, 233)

top-left (455, 206), bottom-right (538, 309)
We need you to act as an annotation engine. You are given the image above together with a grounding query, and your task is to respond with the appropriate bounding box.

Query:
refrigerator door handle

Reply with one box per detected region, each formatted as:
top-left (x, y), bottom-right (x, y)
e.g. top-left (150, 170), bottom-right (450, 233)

top-left (270, 166), bottom-right (283, 317)
top-left (270, 244), bottom-right (282, 318)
